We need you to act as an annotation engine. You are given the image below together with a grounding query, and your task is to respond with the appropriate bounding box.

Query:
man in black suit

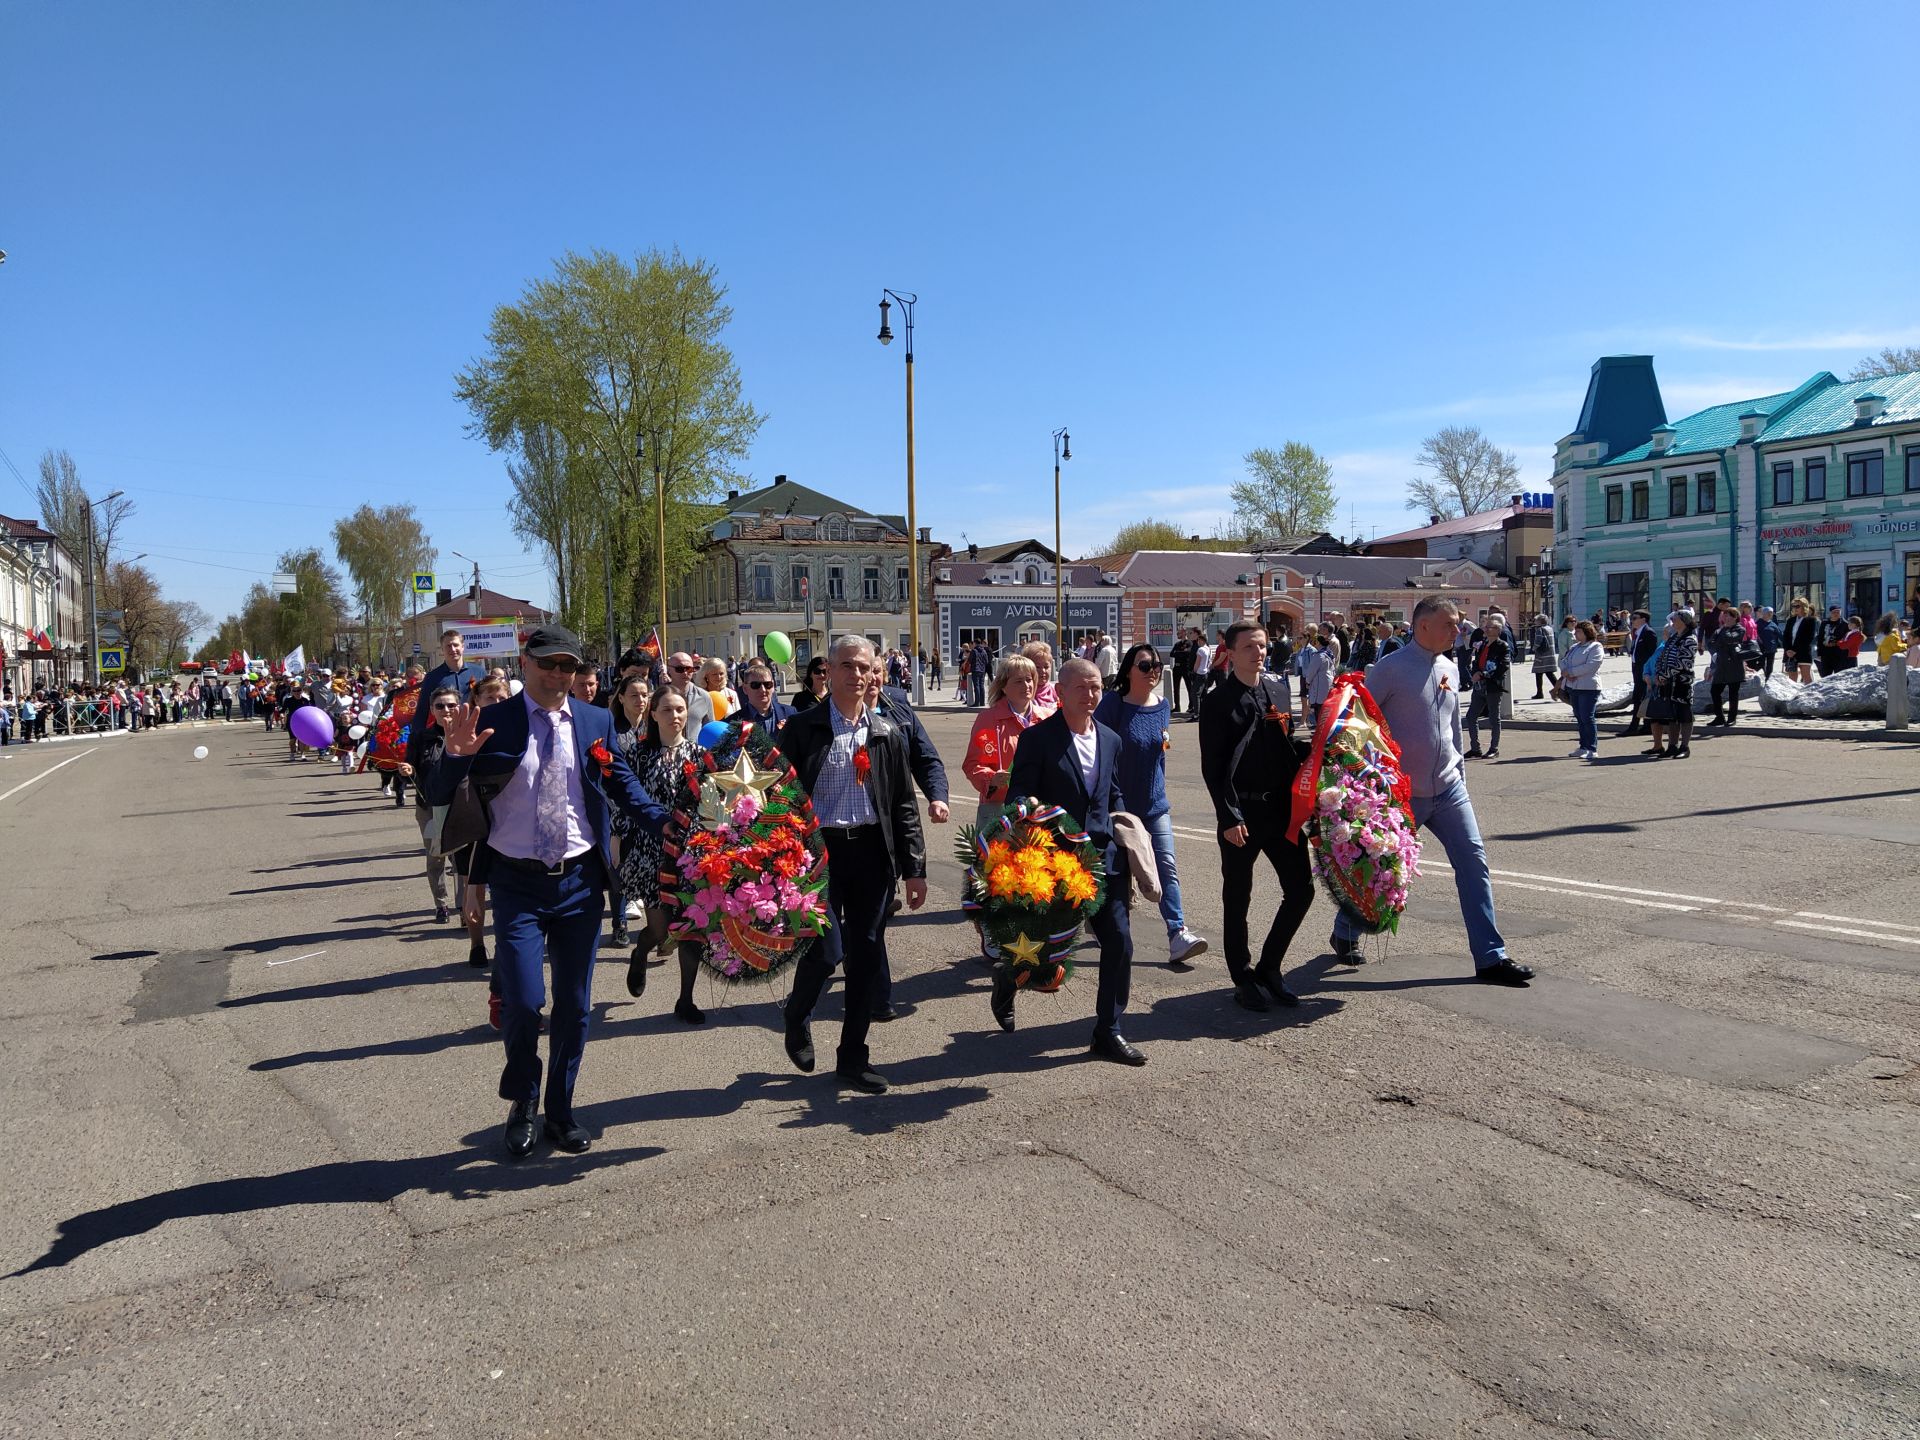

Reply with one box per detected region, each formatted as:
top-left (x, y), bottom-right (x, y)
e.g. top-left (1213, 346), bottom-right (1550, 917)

top-left (1001, 658), bottom-right (1145, 1065)
top-left (778, 636), bottom-right (928, 1093)
top-left (1621, 609), bottom-right (1657, 737)
top-left (866, 670), bottom-right (950, 1021)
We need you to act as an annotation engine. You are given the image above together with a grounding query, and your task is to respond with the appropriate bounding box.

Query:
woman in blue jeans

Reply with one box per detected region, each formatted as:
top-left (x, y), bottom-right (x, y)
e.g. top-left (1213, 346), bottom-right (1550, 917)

top-left (1558, 619), bottom-right (1605, 760)
top-left (1096, 644), bottom-right (1210, 969)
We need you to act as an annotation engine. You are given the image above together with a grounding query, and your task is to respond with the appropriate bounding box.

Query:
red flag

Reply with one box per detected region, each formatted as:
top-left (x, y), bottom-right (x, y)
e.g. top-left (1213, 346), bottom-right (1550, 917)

top-left (638, 626), bottom-right (661, 661)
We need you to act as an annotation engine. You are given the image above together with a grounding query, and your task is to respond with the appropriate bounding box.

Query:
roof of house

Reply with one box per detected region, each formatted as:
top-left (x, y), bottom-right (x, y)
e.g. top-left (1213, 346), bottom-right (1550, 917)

top-left (0, 514), bottom-right (62, 544)
top-left (1113, 549), bottom-right (1497, 591)
top-left (724, 477), bottom-right (880, 522)
top-left (1573, 355), bottom-right (1668, 459)
top-left (1368, 508), bottom-right (1514, 547)
top-left (938, 561), bottom-right (1110, 587)
top-left (412, 587), bottom-right (552, 622)
top-left (970, 539), bottom-right (1061, 563)
top-left (1604, 367), bottom-right (1920, 464)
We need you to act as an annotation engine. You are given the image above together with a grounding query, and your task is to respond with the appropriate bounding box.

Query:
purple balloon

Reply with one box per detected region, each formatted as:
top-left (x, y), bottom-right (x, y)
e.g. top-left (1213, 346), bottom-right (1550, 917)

top-left (289, 704), bottom-right (335, 750)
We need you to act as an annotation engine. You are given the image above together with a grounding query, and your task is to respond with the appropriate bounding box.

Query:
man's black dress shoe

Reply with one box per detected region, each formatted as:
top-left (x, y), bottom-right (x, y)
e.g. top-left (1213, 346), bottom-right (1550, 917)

top-left (836, 1065), bottom-right (889, 1094)
top-left (869, 1003), bottom-right (898, 1023)
top-left (543, 1116), bottom-right (591, 1154)
top-left (989, 973), bottom-right (1016, 1032)
top-left (1329, 933), bottom-right (1363, 962)
top-left (1254, 966), bottom-right (1300, 1007)
top-left (784, 1018), bottom-right (816, 1073)
top-left (1090, 1032), bottom-right (1147, 1066)
top-left (467, 945), bottom-right (489, 969)
top-left (1233, 980), bottom-right (1269, 1012)
top-left (504, 1100), bottom-right (538, 1160)
top-left (1474, 959), bottom-right (1536, 987)
top-left (625, 951), bottom-right (648, 998)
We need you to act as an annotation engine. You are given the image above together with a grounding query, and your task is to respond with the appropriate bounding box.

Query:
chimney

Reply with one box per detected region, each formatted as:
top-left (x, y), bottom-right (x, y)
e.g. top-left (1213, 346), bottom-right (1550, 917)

top-left (1428, 514), bottom-right (1441, 527)
top-left (1855, 393), bottom-right (1887, 424)
top-left (773, 474), bottom-right (788, 485)
top-left (1738, 410), bottom-right (1767, 440)
top-left (917, 526), bottom-right (930, 543)
top-left (726, 489), bottom-right (739, 502)
top-left (1188, 534), bottom-right (1201, 543)
top-left (1649, 424), bottom-right (1676, 454)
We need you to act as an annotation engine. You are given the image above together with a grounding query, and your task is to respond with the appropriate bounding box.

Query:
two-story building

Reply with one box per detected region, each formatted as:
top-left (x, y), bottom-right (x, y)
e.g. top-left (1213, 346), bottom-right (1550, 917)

top-left (933, 542), bottom-right (1122, 660)
top-left (670, 476), bottom-right (946, 667)
top-left (1552, 356), bottom-right (1920, 624)
top-left (1, 514), bottom-right (81, 690)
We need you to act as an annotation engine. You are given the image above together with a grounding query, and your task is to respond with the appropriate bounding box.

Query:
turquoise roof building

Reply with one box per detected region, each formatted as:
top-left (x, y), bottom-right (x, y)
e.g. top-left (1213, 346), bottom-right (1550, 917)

top-left (1550, 357), bottom-right (1920, 625)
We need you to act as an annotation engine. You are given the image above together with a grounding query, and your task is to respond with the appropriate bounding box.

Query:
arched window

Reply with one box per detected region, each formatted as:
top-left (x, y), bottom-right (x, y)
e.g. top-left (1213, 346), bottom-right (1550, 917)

top-left (821, 513), bottom-right (849, 541)
top-left (1025, 566), bottom-right (1041, 585)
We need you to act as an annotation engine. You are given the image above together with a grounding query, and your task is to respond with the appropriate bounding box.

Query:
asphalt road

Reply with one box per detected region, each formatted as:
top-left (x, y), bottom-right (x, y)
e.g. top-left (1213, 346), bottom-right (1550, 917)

top-left (1, 709), bottom-right (1916, 1439)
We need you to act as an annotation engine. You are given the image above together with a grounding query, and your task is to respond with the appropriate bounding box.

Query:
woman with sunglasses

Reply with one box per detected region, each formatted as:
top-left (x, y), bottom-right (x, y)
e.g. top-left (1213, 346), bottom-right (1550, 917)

top-left (1096, 645), bottom-right (1209, 969)
top-left (615, 687), bottom-right (707, 1023)
top-left (791, 655), bottom-right (830, 711)
top-left (400, 684), bottom-right (487, 964)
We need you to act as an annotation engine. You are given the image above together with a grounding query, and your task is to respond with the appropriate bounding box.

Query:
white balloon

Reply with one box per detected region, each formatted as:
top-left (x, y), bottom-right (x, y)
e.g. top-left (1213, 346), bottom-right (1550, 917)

top-left (347, 724), bottom-right (367, 741)
top-left (192, 745), bottom-right (209, 760)
top-left (357, 709), bottom-right (377, 725)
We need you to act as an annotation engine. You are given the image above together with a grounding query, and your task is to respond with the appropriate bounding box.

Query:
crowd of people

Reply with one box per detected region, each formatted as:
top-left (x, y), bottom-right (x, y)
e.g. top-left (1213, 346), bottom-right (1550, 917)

top-left (253, 608), bottom-right (1535, 1160)
top-left (0, 674), bottom-right (249, 741)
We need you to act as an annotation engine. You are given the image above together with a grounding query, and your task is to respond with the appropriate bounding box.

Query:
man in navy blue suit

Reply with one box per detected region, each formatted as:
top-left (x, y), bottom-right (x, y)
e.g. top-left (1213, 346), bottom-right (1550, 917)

top-left (1003, 658), bottom-right (1145, 1065)
top-left (734, 657), bottom-right (796, 735)
top-left (432, 624), bottom-right (670, 1159)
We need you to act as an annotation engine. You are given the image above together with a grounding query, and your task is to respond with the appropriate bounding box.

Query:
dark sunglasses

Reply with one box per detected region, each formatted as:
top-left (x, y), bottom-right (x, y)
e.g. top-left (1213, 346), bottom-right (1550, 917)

top-left (1134, 658), bottom-right (1164, 672)
top-left (670, 663), bottom-right (696, 674)
top-left (744, 680), bottom-right (774, 690)
top-left (530, 656), bottom-right (575, 672)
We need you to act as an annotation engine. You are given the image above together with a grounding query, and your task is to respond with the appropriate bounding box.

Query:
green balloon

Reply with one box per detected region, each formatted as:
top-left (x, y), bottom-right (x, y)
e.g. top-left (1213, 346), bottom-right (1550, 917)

top-left (763, 630), bottom-right (794, 665)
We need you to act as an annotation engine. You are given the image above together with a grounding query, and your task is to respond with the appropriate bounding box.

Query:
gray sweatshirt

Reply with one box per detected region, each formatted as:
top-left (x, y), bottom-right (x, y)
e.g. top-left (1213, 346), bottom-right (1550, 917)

top-left (1364, 639), bottom-right (1463, 798)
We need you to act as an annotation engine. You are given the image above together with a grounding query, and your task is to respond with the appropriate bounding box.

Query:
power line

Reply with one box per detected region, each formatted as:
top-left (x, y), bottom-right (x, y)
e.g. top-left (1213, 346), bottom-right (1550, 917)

top-left (0, 445), bottom-right (39, 506)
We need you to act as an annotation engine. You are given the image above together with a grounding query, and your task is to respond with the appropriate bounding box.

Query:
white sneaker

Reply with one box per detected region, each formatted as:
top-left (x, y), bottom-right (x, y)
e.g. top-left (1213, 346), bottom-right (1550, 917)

top-left (1582, 748), bottom-right (1598, 760)
top-left (1169, 929), bottom-right (1209, 965)
top-left (1566, 748), bottom-right (1586, 758)
top-left (625, 900), bottom-right (645, 921)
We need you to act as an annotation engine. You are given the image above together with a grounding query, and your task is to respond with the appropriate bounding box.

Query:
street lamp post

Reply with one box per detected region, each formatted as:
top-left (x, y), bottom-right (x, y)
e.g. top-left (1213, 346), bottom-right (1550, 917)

top-left (876, 290), bottom-right (923, 705)
top-left (85, 489), bottom-right (125, 684)
top-left (639, 431), bottom-right (667, 659)
top-left (1052, 427), bottom-right (1071, 659)
top-left (1312, 571), bottom-right (1325, 627)
top-left (1769, 540), bottom-right (1781, 610)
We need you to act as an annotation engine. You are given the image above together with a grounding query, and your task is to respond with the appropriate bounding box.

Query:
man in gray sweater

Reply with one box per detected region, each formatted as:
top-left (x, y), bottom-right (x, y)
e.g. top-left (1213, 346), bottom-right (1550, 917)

top-left (1336, 596), bottom-right (1535, 986)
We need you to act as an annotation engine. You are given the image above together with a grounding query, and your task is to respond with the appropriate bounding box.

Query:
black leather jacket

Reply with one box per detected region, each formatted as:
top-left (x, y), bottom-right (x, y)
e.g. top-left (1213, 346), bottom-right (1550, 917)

top-left (777, 702), bottom-right (927, 880)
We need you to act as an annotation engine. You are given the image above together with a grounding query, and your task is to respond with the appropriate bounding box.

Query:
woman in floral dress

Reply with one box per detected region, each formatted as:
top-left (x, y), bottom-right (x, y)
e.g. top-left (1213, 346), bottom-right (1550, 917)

top-left (614, 686), bottom-right (706, 1023)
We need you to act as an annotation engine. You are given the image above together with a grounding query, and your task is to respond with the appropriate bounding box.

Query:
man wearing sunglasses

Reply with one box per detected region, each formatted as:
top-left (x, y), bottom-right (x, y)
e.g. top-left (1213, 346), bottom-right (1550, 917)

top-left (661, 650), bottom-right (715, 730)
top-left (734, 657), bottom-right (795, 735)
top-left (432, 624), bottom-right (671, 1161)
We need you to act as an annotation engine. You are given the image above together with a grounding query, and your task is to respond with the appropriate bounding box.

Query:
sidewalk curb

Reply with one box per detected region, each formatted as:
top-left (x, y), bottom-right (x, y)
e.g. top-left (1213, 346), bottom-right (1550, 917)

top-left (1497, 716), bottom-right (1920, 743)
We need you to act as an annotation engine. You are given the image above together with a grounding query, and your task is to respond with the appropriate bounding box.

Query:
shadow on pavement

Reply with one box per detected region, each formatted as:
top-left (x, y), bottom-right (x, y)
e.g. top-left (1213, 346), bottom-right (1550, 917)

top-left (217, 962), bottom-right (471, 1009)
top-left (1492, 785), bottom-right (1920, 843)
top-left (224, 925), bottom-right (445, 955)
top-left (5, 1142), bottom-right (665, 1278)
top-left (230, 873), bottom-right (415, 895)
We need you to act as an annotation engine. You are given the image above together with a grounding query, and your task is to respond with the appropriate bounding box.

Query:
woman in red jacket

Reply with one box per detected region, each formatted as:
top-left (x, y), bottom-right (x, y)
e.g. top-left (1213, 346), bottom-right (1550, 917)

top-left (961, 653), bottom-right (1054, 830)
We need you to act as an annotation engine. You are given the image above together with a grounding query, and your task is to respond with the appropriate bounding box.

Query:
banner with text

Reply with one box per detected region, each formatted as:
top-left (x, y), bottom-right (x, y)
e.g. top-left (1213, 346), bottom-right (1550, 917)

top-left (449, 621), bottom-right (524, 659)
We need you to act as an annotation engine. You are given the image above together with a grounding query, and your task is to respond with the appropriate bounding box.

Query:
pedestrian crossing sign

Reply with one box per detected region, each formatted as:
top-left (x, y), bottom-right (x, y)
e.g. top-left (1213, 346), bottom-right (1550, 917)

top-left (98, 647), bottom-right (125, 674)
top-left (411, 572), bottom-right (436, 594)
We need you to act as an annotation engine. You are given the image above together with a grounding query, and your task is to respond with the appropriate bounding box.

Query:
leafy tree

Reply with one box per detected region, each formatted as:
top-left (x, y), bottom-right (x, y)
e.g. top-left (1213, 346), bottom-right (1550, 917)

top-left (504, 421), bottom-right (601, 633)
top-left (332, 503), bottom-right (433, 661)
top-left (1407, 426), bottom-right (1519, 518)
top-left (101, 561), bottom-right (163, 669)
top-left (153, 600), bottom-right (212, 670)
top-left (1231, 444), bottom-right (1337, 539)
top-left (1088, 518), bottom-right (1252, 557)
top-left (454, 248), bottom-right (763, 636)
top-left (271, 547), bottom-right (349, 663)
top-left (1849, 346), bottom-right (1920, 380)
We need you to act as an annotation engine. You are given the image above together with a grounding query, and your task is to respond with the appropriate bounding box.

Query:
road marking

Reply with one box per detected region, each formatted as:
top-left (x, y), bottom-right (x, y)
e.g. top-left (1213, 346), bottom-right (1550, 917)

top-left (0, 747), bottom-right (96, 804)
top-left (1467, 875), bottom-right (1700, 912)
top-left (267, 949), bottom-right (328, 967)
top-left (1789, 911), bottom-right (1920, 935)
top-left (1773, 921), bottom-right (1920, 947)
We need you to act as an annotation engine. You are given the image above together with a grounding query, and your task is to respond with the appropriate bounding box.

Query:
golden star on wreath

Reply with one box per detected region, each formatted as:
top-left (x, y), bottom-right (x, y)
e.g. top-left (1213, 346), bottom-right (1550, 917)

top-left (1002, 932), bottom-right (1045, 967)
top-left (712, 749), bottom-right (784, 808)
top-left (1335, 706), bottom-right (1387, 758)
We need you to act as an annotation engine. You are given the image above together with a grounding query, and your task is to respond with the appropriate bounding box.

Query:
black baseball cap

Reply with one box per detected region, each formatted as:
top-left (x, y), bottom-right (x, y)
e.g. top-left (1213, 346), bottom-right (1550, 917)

top-left (522, 624), bottom-right (585, 661)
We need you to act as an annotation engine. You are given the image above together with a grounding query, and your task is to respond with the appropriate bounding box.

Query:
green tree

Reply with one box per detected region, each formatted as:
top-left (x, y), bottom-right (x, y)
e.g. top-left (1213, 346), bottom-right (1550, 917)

top-left (1231, 443), bottom-right (1338, 539)
top-left (332, 503), bottom-right (433, 661)
top-left (454, 248), bottom-right (763, 635)
top-left (271, 547), bottom-right (348, 663)
top-left (1849, 346), bottom-right (1920, 380)
top-left (1407, 426), bottom-right (1519, 518)
top-left (504, 421), bottom-right (601, 635)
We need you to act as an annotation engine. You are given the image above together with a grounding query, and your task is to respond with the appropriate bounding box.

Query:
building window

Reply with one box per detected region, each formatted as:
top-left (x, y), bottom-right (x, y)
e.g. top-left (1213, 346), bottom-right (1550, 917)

top-left (1806, 459), bottom-right (1826, 501)
top-left (827, 565), bottom-right (846, 602)
top-left (1605, 487), bottom-right (1623, 524)
top-left (1670, 566), bottom-right (1718, 616)
top-left (1555, 494), bottom-right (1566, 534)
top-left (1605, 571), bottom-right (1648, 616)
top-left (789, 562), bottom-right (810, 601)
top-left (752, 563), bottom-right (774, 603)
top-left (1773, 463), bottom-right (1794, 505)
top-left (1696, 474), bottom-right (1716, 514)
top-left (862, 566), bottom-right (881, 601)
top-left (896, 565), bottom-right (910, 602)
top-left (1846, 452), bottom-right (1884, 497)
top-left (1668, 477), bottom-right (1688, 518)
top-left (1630, 482), bottom-right (1649, 521)
top-left (821, 514), bottom-right (849, 541)
top-left (1908, 446), bottom-right (1920, 492)
top-left (1774, 558), bottom-right (1824, 613)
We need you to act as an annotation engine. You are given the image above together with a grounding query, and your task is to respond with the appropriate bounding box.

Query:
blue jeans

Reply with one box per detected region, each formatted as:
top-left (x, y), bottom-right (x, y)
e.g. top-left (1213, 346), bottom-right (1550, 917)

top-left (1568, 688), bottom-right (1599, 752)
top-left (1333, 777), bottom-right (1507, 968)
top-left (1143, 811), bottom-right (1186, 936)
top-left (489, 853), bottom-right (607, 1122)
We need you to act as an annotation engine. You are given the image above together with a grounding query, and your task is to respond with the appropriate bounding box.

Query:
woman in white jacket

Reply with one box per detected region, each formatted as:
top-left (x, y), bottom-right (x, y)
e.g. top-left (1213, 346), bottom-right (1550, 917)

top-left (1559, 619), bottom-right (1605, 760)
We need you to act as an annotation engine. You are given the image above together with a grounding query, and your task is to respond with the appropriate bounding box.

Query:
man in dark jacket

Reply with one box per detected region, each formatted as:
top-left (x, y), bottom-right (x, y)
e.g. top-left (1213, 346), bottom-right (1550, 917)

top-left (778, 635), bottom-right (928, 1093)
top-left (734, 657), bottom-right (796, 735)
top-left (1002, 658), bottom-right (1144, 1065)
top-left (1621, 610), bottom-right (1658, 737)
top-left (1816, 605), bottom-right (1848, 677)
top-left (420, 628), bottom-right (479, 703)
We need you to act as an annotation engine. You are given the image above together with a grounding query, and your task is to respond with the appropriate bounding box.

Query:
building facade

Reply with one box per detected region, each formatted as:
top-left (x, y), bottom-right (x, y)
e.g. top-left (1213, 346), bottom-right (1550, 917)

top-left (933, 549), bottom-right (1121, 660)
top-left (1, 515), bottom-right (80, 690)
top-left (670, 476), bottom-right (946, 666)
top-left (1553, 357), bottom-right (1920, 624)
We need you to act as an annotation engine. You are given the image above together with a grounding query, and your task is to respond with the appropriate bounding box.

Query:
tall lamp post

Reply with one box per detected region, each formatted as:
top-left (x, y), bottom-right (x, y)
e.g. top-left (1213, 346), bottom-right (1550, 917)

top-left (85, 488), bottom-right (125, 684)
top-left (876, 290), bottom-right (923, 704)
top-left (638, 431), bottom-right (667, 658)
top-left (1769, 539), bottom-right (1781, 611)
top-left (1312, 570), bottom-right (1326, 626)
top-left (1052, 427), bottom-right (1071, 658)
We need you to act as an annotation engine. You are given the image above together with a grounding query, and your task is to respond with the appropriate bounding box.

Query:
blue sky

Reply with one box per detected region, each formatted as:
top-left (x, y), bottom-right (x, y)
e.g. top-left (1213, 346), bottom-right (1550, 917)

top-left (4, 1), bottom-right (1917, 627)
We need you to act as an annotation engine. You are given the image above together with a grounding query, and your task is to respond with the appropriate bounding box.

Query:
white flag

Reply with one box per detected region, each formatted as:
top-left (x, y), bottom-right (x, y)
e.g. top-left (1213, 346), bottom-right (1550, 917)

top-left (281, 644), bottom-right (306, 674)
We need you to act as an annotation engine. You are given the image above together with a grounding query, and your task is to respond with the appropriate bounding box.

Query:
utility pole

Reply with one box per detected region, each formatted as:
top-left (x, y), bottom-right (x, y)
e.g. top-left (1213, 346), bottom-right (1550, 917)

top-left (85, 489), bottom-right (125, 685)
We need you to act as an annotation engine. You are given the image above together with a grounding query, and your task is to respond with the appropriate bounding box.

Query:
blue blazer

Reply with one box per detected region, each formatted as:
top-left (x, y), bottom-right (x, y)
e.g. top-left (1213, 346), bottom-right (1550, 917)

top-left (428, 697), bottom-right (667, 879)
top-left (737, 696), bottom-right (797, 735)
top-left (1006, 711), bottom-right (1126, 853)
